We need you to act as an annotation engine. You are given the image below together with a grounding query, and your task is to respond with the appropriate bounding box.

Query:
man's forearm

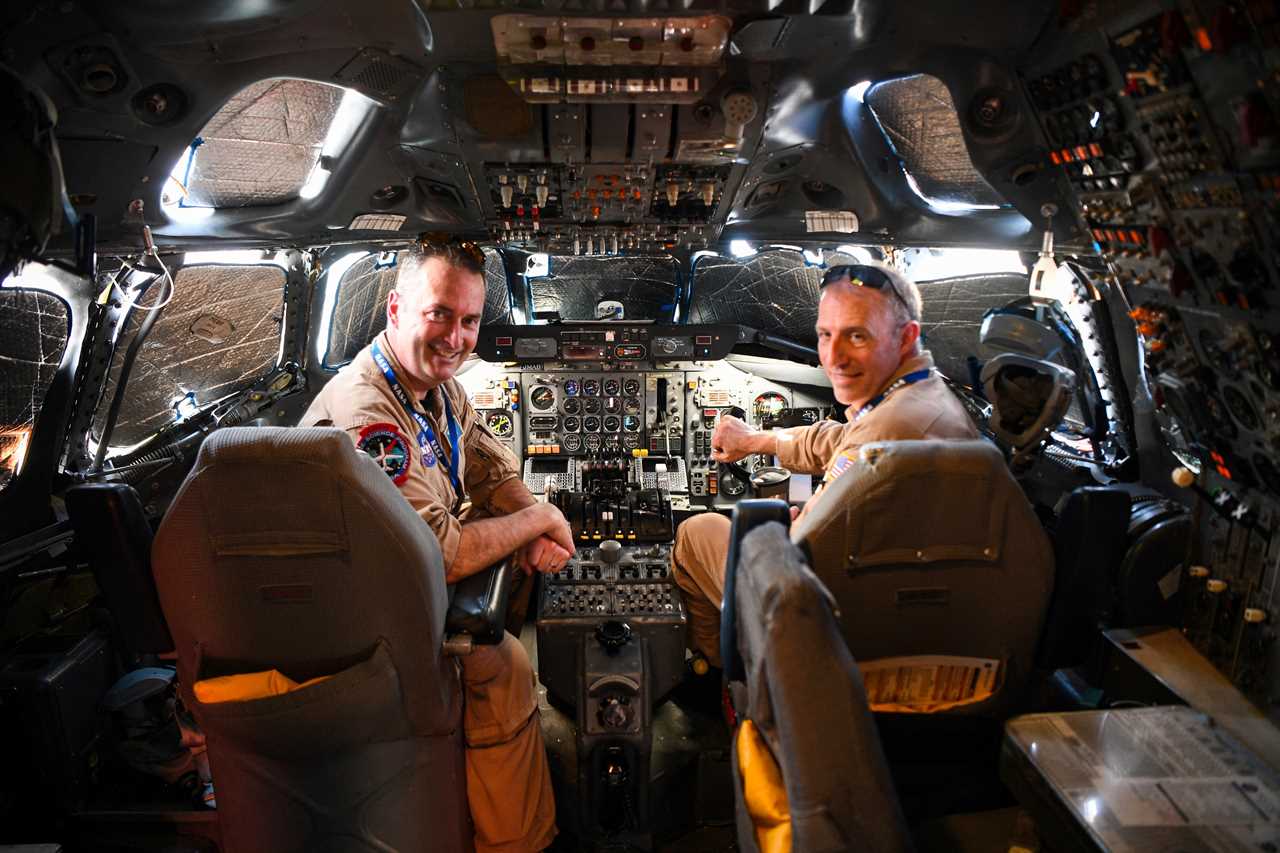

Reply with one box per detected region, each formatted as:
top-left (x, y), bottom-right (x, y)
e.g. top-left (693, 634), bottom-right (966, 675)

top-left (485, 476), bottom-right (538, 516)
top-left (449, 504), bottom-right (550, 582)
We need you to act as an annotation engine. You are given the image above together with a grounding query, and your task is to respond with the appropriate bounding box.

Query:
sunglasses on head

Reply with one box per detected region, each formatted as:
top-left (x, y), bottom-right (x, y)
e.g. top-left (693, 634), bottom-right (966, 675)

top-left (820, 264), bottom-right (909, 313)
top-left (417, 232), bottom-right (487, 268)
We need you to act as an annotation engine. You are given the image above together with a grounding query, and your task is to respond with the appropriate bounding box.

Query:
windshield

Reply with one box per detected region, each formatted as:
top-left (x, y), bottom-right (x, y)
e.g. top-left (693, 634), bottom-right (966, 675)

top-left (528, 256), bottom-right (680, 322)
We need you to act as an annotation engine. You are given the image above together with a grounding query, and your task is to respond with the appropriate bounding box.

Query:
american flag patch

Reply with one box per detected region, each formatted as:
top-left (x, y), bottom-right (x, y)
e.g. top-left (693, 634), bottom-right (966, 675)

top-left (823, 450), bottom-right (859, 484)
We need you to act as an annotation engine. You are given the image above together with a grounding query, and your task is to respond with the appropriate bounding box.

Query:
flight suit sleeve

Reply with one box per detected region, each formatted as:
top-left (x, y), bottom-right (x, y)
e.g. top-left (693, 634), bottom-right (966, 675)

top-left (774, 419), bottom-right (851, 474)
top-left (452, 383), bottom-right (524, 516)
top-left (319, 389), bottom-right (465, 572)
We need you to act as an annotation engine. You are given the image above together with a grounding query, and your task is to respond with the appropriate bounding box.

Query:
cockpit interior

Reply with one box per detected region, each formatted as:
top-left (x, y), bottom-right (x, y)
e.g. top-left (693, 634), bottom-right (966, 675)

top-left (2, 0), bottom-right (1280, 850)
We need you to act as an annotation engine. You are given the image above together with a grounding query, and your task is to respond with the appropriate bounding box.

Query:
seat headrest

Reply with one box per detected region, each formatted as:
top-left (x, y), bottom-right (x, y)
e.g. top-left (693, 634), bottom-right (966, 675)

top-left (185, 426), bottom-right (394, 558)
top-left (979, 353), bottom-right (1075, 455)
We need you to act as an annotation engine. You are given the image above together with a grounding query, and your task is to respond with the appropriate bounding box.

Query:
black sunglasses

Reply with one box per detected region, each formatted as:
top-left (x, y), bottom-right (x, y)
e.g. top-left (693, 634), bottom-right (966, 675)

top-left (820, 264), bottom-right (909, 314)
top-left (418, 232), bottom-right (487, 268)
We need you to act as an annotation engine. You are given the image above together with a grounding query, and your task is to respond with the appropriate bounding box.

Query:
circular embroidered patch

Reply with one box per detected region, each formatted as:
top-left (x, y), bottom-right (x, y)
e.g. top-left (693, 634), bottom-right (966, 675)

top-left (357, 423), bottom-right (412, 485)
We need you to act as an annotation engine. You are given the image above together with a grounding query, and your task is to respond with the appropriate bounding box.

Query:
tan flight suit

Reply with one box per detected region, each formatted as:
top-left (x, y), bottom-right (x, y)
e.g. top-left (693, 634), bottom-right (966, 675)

top-left (300, 332), bottom-right (556, 853)
top-left (672, 352), bottom-right (980, 666)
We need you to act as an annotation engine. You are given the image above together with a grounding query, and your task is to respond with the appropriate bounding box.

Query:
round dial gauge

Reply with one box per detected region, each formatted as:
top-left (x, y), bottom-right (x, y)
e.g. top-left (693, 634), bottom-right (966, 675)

top-left (1222, 385), bottom-right (1260, 431)
top-left (604, 397), bottom-right (622, 414)
top-left (623, 397), bottom-right (641, 414)
top-left (582, 379), bottom-right (600, 396)
top-left (603, 416), bottom-right (622, 432)
top-left (530, 386), bottom-right (555, 410)
top-left (562, 434), bottom-right (583, 453)
top-left (622, 434), bottom-right (640, 450)
top-left (603, 379), bottom-right (621, 396)
top-left (585, 434), bottom-right (602, 452)
top-left (583, 416), bottom-right (602, 432)
top-left (623, 378), bottom-right (641, 396)
top-left (622, 415), bottom-right (641, 432)
top-left (603, 436), bottom-right (621, 451)
top-left (753, 391), bottom-right (787, 422)
top-left (562, 416), bottom-right (582, 432)
top-left (563, 379), bottom-right (580, 397)
top-left (583, 398), bottom-right (602, 414)
top-left (485, 411), bottom-right (513, 437)
top-left (562, 398), bottom-right (582, 415)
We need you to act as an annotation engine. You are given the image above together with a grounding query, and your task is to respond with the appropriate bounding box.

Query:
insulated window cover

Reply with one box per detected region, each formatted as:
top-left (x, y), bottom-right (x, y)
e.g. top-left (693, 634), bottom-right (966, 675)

top-left (866, 75), bottom-right (1004, 208)
top-left (0, 288), bottom-right (69, 489)
top-left (183, 79), bottom-right (343, 208)
top-left (93, 265), bottom-right (285, 450)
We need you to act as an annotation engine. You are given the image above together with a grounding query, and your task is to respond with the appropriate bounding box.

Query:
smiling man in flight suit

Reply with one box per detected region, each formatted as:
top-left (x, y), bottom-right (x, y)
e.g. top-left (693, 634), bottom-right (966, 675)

top-left (672, 262), bottom-right (979, 667)
top-left (300, 240), bottom-right (568, 853)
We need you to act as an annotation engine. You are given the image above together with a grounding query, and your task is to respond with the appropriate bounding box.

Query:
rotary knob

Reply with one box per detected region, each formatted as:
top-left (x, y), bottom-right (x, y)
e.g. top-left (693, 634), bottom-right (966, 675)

top-left (598, 539), bottom-right (622, 564)
top-left (595, 619), bottom-right (632, 651)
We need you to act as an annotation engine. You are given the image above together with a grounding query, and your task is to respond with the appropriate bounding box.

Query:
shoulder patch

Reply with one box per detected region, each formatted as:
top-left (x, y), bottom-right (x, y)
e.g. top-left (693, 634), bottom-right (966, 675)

top-left (356, 422), bottom-right (413, 485)
top-left (823, 449), bottom-right (859, 484)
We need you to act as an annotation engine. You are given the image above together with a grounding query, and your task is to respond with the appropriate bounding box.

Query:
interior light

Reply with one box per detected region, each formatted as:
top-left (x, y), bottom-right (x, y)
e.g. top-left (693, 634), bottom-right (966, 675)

top-left (848, 80), bottom-right (873, 102)
top-left (183, 250), bottom-right (275, 266)
top-left (904, 248), bottom-right (1027, 282)
top-left (729, 240), bottom-right (756, 258)
top-left (1089, 110), bottom-right (1101, 129)
top-left (802, 249), bottom-right (824, 265)
top-left (835, 245), bottom-right (876, 264)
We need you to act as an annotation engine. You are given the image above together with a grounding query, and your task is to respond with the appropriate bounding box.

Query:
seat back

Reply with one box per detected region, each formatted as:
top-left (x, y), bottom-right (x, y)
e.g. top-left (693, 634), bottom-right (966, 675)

top-left (729, 520), bottom-right (913, 853)
top-left (152, 426), bottom-right (468, 853)
top-left (792, 439), bottom-right (1053, 717)
top-left (65, 483), bottom-right (174, 659)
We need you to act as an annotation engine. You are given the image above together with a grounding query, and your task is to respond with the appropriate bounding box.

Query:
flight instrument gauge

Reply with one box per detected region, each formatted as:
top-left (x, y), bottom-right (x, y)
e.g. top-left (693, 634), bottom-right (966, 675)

top-left (622, 415), bottom-right (641, 432)
top-left (603, 416), bottom-right (622, 432)
top-left (530, 386), bottom-right (555, 410)
top-left (583, 398), bottom-right (602, 414)
top-left (603, 379), bottom-right (621, 396)
top-left (753, 392), bottom-right (787, 422)
top-left (563, 434), bottom-right (583, 453)
top-left (582, 379), bottom-right (600, 396)
top-left (562, 398), bottom-right (582, 415)
top-left (564, 379), bottom-right (580, 396)
top-left (604, 397), bottom-right (622, 414)
top-left (485, 411), bottom-right (513, 437)
top-left (623, 397), bottom-right (641, 414)
top-left (563, 416), bottom-right (581, 432)
top-left (584, 416), bottom-right (602, 432)
top-left (623, 378), bottom-right (641, 396)
top-left (585, 434), bottom-right (602, 452)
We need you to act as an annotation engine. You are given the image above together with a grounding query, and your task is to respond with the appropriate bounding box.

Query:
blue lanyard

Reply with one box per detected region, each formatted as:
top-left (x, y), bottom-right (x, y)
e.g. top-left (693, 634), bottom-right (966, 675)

top-left (853, 368), bottom-right (932, 422)
top-left (371, 340), bottom-right (463, 503)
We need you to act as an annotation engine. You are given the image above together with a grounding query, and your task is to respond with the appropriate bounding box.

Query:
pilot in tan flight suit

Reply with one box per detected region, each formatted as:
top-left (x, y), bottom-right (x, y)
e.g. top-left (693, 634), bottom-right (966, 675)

top-left (672, 263), bottom-right (979, 667)
top-left (299, 241), bottom-right (566, 853)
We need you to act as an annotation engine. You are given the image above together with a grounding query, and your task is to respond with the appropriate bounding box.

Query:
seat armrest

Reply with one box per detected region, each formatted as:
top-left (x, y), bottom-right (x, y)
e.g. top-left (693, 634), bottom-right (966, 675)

top-left (721, 499), bottom-right (791, 682)
top-left (446, 559), bottom-right (515, 645)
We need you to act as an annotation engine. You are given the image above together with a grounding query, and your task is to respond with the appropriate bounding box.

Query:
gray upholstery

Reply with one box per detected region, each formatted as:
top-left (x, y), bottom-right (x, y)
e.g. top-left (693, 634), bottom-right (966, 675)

top-left (732, 522), bottom-right (913, 853)
top-left (791, 439), bottom-right (1053, 717)
top-left (152, 426), bottom-right (469, 853)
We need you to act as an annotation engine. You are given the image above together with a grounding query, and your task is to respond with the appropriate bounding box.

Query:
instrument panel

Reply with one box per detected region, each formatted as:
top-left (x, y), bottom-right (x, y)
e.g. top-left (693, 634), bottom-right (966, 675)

top-left (461, 329), bottom-right (828, 509)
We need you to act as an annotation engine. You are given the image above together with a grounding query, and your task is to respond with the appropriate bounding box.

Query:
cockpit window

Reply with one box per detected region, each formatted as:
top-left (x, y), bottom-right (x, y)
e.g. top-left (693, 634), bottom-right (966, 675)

top-left (528, 256), bottom-right (679, 322)
top-left (865, 75), bottom-right (1005, 211)
top-left (163, 79), bottom-right (357, 211)
top-left (688, 249), bottom-right (850, 346)
top-left (92, 263), bottom-right (286, 453)
top-left (0, 288), bottom-right (70, 491)
top-left (323, 249), bottom-right (510, 369)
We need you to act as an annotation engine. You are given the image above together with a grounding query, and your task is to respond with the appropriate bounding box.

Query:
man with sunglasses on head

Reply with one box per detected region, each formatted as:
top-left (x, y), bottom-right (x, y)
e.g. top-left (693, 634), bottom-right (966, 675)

top-left (671, 261), bottom-right (978, 669)
top-left (300, 239), bottom-right (562, 853)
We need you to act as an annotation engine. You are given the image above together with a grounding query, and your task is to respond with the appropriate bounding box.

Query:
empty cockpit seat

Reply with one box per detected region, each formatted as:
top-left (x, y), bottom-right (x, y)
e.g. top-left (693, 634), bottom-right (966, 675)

top-left (151, 427), bottom-right (470, 853)
top-left (723, 514), bottom-right (913, 853)
top-left (791, 439), bottom-right (1054, 718)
